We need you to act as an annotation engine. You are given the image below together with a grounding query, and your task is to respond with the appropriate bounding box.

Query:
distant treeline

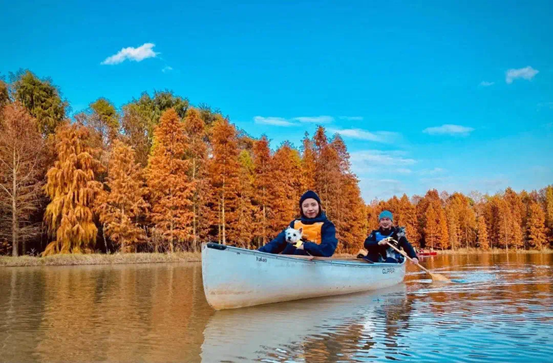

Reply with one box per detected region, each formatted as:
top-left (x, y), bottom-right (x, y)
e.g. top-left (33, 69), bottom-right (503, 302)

top-left (0, 70), bottom-right (551, 256)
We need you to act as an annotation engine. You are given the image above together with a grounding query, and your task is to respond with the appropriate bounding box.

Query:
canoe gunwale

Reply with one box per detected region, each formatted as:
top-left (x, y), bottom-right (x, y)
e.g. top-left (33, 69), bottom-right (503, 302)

top-left (204, 242), bottom-right (406, 268)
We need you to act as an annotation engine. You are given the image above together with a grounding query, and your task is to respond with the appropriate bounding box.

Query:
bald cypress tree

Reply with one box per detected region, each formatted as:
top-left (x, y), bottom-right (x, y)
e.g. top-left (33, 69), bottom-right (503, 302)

top-left (146, 109), bottom-right (193, 252)
top-left (43, 124), bottom-right (102, 255)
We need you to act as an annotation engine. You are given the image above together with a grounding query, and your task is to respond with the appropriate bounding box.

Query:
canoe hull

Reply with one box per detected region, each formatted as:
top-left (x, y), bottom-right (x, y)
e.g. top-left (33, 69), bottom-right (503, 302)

top-left (201, 243), bottom-right (406, 310)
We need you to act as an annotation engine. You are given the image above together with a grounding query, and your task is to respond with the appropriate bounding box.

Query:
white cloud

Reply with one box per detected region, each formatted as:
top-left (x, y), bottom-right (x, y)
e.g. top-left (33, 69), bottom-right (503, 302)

top-left (505, 66), bottom-right (539, 84)
top-left (329, 128), bottom-right (400, 143)
top-left (292, 116), bottom-right (334, 123)
top-left (101, 43), bottom-right (159, 65)
top-left (162, 66), bottom-right (173, 73)
top-left (253, 116), bottom-right (295, 127)
top-left (339, 116), bottom-right (364, 121)
top-left (350, 150), bottom-right (416, 176)
top-left (479, 81), bottom-right (495, 87)
top-left (423, 124), bottom-right (474, 136)
top-left (359, 178), bottom-right (406, 202)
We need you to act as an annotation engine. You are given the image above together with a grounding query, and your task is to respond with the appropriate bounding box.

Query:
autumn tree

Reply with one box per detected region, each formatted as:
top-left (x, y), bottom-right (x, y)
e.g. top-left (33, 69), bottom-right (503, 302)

top-left (0, 103), bottom-right (44, 256)
top-left (526, 201), bottom-right (546, 250)
top-left (301, 132), bottom-right (317, 191)
top-left (183, 108), bottom-right (209, 250)
top-left (236, 150), bottom-right (255, 247)
top-left (446, 204), bottom-right (459, 250)
top-left (268, 142), bottom-right (303, 237)
top-left (252, 136), bottom-right (272, 246)
top-left (122, 91), bottom-right (189, 166)
top-left (544, 186), bottom-right (553, 246)
top-left (208, 117), bottom-right (240, 245)
top-left (146, 109), bottom-right (193, 252)
top-left (504, 188), bottom-right (524, 249)
top-left (313, 127), bottom-right (342, 219)
top-left (398, 194), bottom-right (419, 248)
top-left (476, 215), bottom-right (489, 250)
top-left (43, 124), bottom-right (102, 255)
top-left (11, 70), bottom-right (68, 136)
top-left (95, 141), bottom-right (149, 252)
top-left (424, 204), bottom-right (440, 249)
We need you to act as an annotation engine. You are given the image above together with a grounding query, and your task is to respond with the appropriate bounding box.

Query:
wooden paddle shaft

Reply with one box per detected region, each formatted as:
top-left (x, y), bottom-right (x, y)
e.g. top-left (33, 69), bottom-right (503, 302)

top-left (384, 239), bottom-right (433, 275)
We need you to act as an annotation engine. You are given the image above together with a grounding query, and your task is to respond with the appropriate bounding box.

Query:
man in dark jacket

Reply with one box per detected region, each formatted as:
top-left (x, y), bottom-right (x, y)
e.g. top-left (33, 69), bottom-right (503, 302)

top-left (258, 190), bottom-right (338, 257)
top-left (363, 210), bottom-right (418, 263)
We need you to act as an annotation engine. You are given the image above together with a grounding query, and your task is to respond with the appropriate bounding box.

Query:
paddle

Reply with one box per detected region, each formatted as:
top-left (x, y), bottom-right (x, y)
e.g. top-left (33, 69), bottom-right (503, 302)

top-left (384, 238), bottom-right (451, 283)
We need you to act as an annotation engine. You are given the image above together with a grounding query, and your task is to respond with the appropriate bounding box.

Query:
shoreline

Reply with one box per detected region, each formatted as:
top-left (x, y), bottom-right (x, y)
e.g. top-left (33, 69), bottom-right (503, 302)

top-left (1, 248), bottom-right (551, 267)
top-left (0, 252), bottom-right (201, 267)
top-left (422, 248), bottom-right (553, 255)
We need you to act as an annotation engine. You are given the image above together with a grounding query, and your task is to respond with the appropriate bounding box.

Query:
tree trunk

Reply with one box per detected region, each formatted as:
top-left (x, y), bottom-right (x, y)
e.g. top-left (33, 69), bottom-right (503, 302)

top-left (192, 158), bottom-right (197, 252)
top-left (103, 222), bottom-right (109, 253)
top-left (12, 149), bottom-right (18, 257)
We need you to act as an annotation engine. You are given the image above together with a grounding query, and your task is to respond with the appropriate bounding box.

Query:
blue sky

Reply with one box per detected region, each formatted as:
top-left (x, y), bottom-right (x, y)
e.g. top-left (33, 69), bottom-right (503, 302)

top-left (1, 0), bottom-right (552, 202)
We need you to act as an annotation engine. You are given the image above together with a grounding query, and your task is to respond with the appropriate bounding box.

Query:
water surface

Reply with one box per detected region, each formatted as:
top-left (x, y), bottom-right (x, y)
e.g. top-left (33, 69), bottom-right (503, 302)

top-left (1, 253), bottom-right (552, 362)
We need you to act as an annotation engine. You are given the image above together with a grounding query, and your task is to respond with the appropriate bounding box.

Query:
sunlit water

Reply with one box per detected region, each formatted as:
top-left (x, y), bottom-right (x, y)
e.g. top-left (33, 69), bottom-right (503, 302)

top-left (0, 253), bottom-right (552, 362)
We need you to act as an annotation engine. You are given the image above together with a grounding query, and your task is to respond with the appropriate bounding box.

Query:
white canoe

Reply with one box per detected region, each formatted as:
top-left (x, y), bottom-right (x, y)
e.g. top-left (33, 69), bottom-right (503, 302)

top-left (201, 242), bottom-right (406, 310)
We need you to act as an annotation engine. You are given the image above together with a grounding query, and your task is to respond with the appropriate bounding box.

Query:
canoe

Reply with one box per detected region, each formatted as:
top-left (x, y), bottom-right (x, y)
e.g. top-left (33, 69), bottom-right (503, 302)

top-left (201, 242), bottom-right (406, 310)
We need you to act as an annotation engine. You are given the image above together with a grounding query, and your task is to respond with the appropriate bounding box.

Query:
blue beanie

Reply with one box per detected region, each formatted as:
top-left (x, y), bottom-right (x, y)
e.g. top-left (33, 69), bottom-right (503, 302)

top-left (299, 190), bottom-right (321, 209)
top-left (379, 210), bottom-right (393, 221)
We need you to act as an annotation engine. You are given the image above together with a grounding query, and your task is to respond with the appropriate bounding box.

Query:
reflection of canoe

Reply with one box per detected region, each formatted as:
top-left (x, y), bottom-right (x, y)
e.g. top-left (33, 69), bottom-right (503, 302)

top-left (201, 284), bottom-right (408, 362)
top-left (201, 243), bottom-right (405, 310)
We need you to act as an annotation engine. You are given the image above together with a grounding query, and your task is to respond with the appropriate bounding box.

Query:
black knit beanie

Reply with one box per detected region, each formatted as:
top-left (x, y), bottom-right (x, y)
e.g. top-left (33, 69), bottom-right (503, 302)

top-left (299, 190), bottom-right (322, 211)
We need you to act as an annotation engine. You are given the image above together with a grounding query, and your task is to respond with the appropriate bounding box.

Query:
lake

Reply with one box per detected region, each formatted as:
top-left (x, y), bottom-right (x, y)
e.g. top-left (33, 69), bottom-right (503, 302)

top-left (1, 253), bottom-right (552, 362)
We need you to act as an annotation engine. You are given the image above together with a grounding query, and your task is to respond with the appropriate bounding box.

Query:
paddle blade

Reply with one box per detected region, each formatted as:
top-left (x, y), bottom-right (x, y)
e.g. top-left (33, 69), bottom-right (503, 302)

top-left (430, 272), bottom-right (451, 283)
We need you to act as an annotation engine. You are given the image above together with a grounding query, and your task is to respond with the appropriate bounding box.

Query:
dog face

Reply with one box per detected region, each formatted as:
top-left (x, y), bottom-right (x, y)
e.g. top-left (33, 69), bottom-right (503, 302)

top-left (285, 227), bottom-right (303, 244)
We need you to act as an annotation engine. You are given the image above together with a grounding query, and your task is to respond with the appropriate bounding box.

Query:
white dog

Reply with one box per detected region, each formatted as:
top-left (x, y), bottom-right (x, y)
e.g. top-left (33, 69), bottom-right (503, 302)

top-left (284, 227), bottom-right (304, 248)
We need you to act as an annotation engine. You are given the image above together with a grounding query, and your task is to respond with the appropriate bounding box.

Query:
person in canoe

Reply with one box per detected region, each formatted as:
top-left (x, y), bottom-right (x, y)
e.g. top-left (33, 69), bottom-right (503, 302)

top-left (258, 190), bottom-right (338, 257)
top-left (361, 210), bottom-right (418, 264)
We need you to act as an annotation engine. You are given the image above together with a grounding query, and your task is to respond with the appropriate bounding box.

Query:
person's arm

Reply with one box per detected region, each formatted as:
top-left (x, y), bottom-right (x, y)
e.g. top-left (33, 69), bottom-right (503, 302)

top-left (303, 222), bottom-right (338, 257)
top-left (258, 230), bottom-right (287, 254)
top-left (363, 231), bottom-right (378, 250)
top-left (398, 235), bottom-right (418, 260)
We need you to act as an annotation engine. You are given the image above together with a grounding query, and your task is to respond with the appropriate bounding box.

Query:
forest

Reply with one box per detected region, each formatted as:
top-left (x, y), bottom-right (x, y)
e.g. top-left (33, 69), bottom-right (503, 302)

top-left (1, 70), bottom-right (552, 257)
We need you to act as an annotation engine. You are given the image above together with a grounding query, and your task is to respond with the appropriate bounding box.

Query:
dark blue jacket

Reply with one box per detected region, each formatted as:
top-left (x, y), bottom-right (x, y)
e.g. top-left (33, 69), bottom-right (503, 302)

top-left (364, 226), bottom-right (417, 261)
top-left (258, 212), bottom-right (338, 257)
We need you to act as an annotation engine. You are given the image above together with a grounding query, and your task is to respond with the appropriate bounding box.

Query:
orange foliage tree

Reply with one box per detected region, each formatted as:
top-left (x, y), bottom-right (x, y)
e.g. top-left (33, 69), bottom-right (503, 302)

top-left (146, 109), bottom-right (193, 252)
top-left (301, 132), bottom-right (317, 191)
top-left (208, 117), bottom-right (240, 245)
top-left (252, 136), bottom-right (272, 246)
top-left (43, 124), bottom-right (102, 255)
top-left (95, 141), bottom-right (149, 252)
top-left (424, 204), bottom-right (440, 249)
top-left (236, 150), bottom-right (255, 247)
top-left (476, 215), bottom-right (489, 250)
top-left (184, 108), bottom-right (209, 250)
top-left (526, 201), bottom-right (546, 250)
top-left (268, 142), bottom-right (303, 238)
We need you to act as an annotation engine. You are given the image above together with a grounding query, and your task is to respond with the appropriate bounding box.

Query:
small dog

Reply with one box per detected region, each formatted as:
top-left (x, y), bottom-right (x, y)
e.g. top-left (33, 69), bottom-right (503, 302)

top-left (285, 227), bottom-right (304, 248)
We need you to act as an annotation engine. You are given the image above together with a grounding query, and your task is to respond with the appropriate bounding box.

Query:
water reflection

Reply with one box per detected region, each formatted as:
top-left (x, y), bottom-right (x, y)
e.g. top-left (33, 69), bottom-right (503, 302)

top-left (0, 264), bottom-right (213, 363)
top-left (0, 254), bottom-right (552, 363)
top-left (201, 285), bottom-right (411, 362)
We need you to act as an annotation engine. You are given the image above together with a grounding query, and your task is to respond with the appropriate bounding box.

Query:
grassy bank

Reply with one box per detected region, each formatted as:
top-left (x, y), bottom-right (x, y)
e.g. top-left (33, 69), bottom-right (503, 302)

top-left (2, 248), bottom-right (552, 267)
top-left (0, 252), bottom-right (201, 267)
